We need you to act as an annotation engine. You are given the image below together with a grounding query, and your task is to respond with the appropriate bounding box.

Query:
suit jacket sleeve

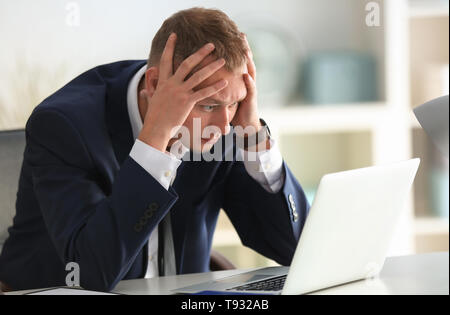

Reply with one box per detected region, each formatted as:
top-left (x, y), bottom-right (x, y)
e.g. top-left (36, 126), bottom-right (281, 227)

top-left (223, 160), bottom-right (310, 266)
top-left (25, 108), bottom-right (178, 291)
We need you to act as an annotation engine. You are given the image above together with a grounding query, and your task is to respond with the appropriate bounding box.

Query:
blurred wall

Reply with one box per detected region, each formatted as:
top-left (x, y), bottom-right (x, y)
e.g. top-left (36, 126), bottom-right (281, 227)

top-left (0, 0), bottom-right (382, 128)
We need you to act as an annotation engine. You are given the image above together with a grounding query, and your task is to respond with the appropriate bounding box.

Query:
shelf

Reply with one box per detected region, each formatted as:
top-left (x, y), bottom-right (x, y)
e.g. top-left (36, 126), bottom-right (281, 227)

top-left (414, 217), bottom-right (449, 253)
top-left (261, 103), bottom-right (388, 134)
top-left (280, 131), bottom-right (373, 191)
top-left (415, 217), bottom-right (449, 235)
top-left (262, 103), bottom-right (431, 133)
top-left (409, 0), bottom-right (449, 18)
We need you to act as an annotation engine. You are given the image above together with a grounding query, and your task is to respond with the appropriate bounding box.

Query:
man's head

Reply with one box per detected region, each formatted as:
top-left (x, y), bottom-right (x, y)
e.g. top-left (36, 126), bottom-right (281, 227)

top-left (142, 8), bottom-right (249, 152)
top-left (148, 7), bottom-right (247, 72)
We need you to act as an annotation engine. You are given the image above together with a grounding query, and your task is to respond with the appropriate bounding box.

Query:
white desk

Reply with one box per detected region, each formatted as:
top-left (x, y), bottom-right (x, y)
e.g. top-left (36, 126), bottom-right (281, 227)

top-left (6, 252), bottom-right (449, 295)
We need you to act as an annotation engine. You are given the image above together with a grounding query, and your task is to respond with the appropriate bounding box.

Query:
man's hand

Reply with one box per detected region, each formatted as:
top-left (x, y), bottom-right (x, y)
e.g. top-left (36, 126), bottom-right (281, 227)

top-left (138, 33), bottom-right (229, 152)
top-left (231, 34), bottom-right (262, 133)
top-left (232, 34), bottom-right (270, 151)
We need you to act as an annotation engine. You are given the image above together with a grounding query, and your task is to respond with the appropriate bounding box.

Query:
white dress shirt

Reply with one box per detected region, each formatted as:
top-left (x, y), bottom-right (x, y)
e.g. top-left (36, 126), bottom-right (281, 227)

top-left (126, 65), bottom-right (285, 278)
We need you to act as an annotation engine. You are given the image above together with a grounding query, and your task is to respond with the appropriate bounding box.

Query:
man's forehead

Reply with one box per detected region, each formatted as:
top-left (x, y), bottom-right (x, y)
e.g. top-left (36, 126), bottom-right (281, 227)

top-left (191, 55), bottom-right (247, 76)
top-left (185, 55), bottom-right (248, 104)
top-left (200, 78), bottom-right (248, 105)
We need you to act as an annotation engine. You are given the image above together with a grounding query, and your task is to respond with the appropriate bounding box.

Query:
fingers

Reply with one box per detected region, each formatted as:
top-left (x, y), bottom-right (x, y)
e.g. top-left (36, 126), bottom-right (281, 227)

top-left (246, 52), bottom-right (257, 81)
top-left (243, 73), bottom-right (256, 98)
top-left (190, 80), bottom-right (228, 103)
top-left (242, 35), bottom-right (257, 81)
top-left (173, 43), bottom-right (216, 82)
top-left (159, 33), bottom-right (177, 81)
top-left (184, 58), bottom-right (226, 90)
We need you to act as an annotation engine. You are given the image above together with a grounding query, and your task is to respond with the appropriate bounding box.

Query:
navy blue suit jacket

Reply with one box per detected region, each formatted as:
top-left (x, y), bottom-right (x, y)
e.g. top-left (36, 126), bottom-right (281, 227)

top-left (0, 60), bottom-right (310, 292)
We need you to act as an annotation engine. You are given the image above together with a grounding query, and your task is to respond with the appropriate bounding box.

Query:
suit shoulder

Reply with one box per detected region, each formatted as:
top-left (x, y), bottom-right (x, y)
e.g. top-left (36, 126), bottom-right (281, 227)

top-left (34, 60), bottom-right (145, 116)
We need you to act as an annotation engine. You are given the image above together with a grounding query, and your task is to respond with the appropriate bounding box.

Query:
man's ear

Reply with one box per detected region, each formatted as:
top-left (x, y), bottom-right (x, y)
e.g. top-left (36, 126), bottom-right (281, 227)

top-left (144, 67), bottom-right (159, 97)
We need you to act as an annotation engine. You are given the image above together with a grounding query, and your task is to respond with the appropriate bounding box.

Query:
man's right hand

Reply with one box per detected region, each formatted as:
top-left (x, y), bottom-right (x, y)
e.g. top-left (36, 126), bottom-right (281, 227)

top-left (138, 33), bottom-right (228, 153)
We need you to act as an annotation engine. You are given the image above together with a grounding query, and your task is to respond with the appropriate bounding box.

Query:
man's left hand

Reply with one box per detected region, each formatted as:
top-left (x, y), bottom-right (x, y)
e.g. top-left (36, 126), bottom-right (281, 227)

top-left (231, 34), bottom-right (262, 133)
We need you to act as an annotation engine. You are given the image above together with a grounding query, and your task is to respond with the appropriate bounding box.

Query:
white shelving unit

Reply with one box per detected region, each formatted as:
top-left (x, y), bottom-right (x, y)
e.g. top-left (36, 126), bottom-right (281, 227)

top-left (264, 0), bottom-right (417, 256)
top-left (214, 0), bottom-right (449, 262)
top-left (261, 103), bottom-right (386, 134)
top-left (409, 0), bottom-right (449, 254)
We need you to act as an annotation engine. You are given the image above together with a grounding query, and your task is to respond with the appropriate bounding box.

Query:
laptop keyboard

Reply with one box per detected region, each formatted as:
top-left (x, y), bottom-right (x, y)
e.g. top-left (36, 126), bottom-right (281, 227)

top-left (227, 275), bottom-right (287, 292)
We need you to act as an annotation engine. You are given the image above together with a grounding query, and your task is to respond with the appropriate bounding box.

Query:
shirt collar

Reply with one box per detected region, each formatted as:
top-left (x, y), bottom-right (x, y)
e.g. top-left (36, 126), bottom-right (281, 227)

top-left (126, 65), bottom-right (190, 160)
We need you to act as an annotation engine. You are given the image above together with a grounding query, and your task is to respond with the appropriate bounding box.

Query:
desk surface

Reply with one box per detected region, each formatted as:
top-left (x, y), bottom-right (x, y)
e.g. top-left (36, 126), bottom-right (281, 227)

top-left (6, 252), bottom-right (449, 295)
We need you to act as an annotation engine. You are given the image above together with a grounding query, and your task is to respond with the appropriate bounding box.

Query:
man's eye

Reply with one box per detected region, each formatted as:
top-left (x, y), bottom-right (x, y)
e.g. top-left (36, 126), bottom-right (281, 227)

top-left (201, 105), bottom-right (215, 112)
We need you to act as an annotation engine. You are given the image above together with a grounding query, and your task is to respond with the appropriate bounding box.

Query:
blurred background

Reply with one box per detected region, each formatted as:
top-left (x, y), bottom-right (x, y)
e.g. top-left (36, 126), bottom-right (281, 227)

top-left (0, 0), bottom-right (448, 269)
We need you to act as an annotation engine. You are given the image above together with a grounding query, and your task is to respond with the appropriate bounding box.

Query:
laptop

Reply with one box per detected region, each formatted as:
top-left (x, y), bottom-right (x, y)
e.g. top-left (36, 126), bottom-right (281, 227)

top-left (173, 159), bottom-right (421, 295)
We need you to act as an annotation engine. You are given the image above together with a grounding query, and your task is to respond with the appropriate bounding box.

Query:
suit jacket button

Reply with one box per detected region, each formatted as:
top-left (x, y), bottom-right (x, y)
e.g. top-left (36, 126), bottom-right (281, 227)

top-left (139, 217), bottom-right (148, 226)
top-left (293, 209), bottom-right (299, 223)
top-left (290, 201), bottom-right (296, 211)
top-left (134, 223), bottom-right (143, 233)
top-left (288, 194), bottom-right (294, 204)
top-left (145, 209), bottom-right (154, 219)
top-left (148, 203), bottom-right (159, 211)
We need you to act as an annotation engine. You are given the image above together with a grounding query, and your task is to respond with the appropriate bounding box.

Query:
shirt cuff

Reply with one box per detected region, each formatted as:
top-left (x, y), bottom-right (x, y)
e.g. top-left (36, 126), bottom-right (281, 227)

top-left (239, 139), bottom-right (285, 193)
top-left (130, 139), bottom-right (182, 191)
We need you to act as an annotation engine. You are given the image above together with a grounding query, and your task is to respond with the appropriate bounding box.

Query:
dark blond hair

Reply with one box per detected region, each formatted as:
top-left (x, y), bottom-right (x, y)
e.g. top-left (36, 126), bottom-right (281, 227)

top-left (148, 7), bottom-right (247, 72)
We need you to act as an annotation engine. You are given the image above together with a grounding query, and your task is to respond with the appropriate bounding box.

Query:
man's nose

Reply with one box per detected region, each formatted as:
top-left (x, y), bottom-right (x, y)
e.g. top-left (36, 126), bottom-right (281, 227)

top-left (213, 107), bottom-right (231, 135)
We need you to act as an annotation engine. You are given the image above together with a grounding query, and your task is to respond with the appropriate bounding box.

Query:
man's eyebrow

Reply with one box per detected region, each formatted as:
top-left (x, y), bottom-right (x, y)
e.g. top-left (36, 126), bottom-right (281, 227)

top-left (200, 97), bottom-right (245, 106)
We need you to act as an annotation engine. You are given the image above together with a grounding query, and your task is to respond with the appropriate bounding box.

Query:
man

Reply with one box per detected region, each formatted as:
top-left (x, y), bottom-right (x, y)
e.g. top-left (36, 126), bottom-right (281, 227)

top-left (0, 7), bottom-right (309, 292)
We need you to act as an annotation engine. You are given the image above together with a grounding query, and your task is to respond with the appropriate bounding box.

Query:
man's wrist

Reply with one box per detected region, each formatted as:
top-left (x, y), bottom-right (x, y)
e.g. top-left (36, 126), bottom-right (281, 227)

top-left (130, 140), bottom-right (182, 191)
top-left (241, 120), bottom-right (263, 134)
top-left (138, 127), bottom-right (171, 153)
top-left (236, 118), bottom-right (271, 151)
